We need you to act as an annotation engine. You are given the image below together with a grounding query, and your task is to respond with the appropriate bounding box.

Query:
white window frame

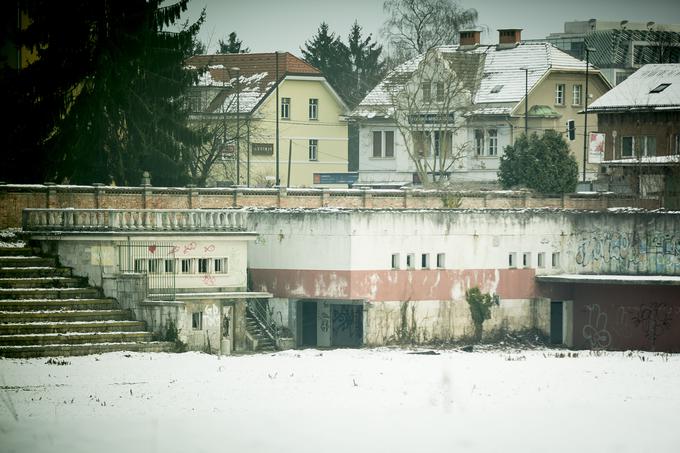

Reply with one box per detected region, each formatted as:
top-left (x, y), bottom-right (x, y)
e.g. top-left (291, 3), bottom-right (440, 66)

top-left (214, 258), bottom-right (228, 274)
top-left (192, 311), bottom-right (203, 330)
top-left (436, 253), bottom-right (446, 269)
top-left (621, 136), bottom-right (635, 158)
top-left (309, 139), bottom-right (318, 161)
top-left (422, 82), bottom-right (431, 102)
top-left (555, 84), bottom-right (565, 106)
top-left (406, 253), bottom-right (415, 269)
top-left (391, 253), bottom-right (400, 269)
top-left (537, 253), bottom-right (545, 269)
top-left (572, 84), bottom-right (582, 106)
top-left (372, 130), bottom-right (395, 158)
top-left (421, 253), bottom-right (430, 269)
top-left (281, 97), bottom-right (290, 119)
top-left (309, 98), bottom-right (318, 120)
top-left (474, 129), bottom-right (484, 155)
top-left (640, 136), bottom-right (656, 157)
top-left (487, 129), bottom-right (498, 156)
top-left (552, 252), bottom-right (560, 268)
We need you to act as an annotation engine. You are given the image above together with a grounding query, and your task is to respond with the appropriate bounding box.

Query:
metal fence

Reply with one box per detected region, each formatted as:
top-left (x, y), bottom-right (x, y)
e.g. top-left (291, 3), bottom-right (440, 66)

top-left (118, 241), bottom-right (177, 300)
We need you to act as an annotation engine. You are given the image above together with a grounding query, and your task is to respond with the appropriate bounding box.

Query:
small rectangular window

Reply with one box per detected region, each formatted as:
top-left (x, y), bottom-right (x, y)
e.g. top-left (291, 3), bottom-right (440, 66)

top-left (192, 312), bottom-right (203, 330)
top-left (475, 129), bottom-right (484, 155)
top-left (165, 259), bottom-right (175, 273)
top-left (385, 131), bottom-right (394, 157)
top-left (309, 139), bottom-right (318, 161)
top-left (537, 253), bottom-right (545, 268)
top-left (436, 82), bottom-right (445, 102)
top-left (641, 136), bottom-right (656, 157)
top-left (198, 258), bottom-right (209, 273)
top-left (422, 82), bottom-right (431, 102)
top-left (406, 253), bottom-right (415, 269)
top-left (555, 84), bottom-right (565, 105)
top-left (436, 253), bottom-right (446, 269)
top-left (134, 259), bottom-right (146, 273)
top-left (572, 84), bottom-right (582, 105)
top-left (181, 258), bottom-right (192, 274)
top-left (391, 253), bottom-right (400, 269)
top-left (522, 253), bottom-right (531, 268)
top-left (650, 83), bottom-right (670, 93)
top-left (488, 129), bottom-right (498, 156)
top-left (309, 98), bottom-right (318, 120)
top-left (421, 253), bottom-right (430, 269)
top-left (214, 258), bottom-right (228, 274)
top-left (148, 259), bottom-right (162, 274)
top-left (621, 136), bottom-right (634, 158)
top-left (281, 97), bottom-right (290, 119)
top-left (509, 253), bottom-right (516, 268)
top-left (372, 131), bottom-right (382, 157)
top-left (552, 252), bottom-right (560, 268)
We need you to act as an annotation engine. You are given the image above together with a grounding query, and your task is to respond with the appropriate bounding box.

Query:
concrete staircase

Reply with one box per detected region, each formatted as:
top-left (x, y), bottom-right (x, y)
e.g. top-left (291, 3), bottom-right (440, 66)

top-left (0, 237), bottom-right (175, 358)
top-left (245, 308), bottom-right (277, 352)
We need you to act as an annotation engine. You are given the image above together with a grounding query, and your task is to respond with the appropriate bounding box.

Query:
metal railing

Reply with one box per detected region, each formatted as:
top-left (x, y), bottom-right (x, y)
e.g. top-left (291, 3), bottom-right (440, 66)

top-left (246, 298), bottom-right (281, 347)
top-left (22, 208), bottom-right (248, 232)
top-left (118, 241), bottom-right (176, 300)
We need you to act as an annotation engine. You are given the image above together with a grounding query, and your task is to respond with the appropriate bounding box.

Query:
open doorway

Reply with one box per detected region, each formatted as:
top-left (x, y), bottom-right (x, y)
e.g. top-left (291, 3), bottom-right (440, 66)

top-left (331, 304), bottom-right (363, 347)
top-left (301, 301), bottom-right (317, 346)
top-left (550, 301), bottom-right (564, 344)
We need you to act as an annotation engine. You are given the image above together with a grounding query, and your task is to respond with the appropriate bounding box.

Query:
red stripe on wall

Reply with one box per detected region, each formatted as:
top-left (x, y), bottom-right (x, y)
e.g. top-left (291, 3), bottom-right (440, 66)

top-left (248, 268), bottom-right (536, 301)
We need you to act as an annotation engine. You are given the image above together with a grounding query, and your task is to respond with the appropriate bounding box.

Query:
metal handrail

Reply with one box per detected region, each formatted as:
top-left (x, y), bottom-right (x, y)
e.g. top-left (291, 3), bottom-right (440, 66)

top-left (246, 299), bottom-right (280, 347)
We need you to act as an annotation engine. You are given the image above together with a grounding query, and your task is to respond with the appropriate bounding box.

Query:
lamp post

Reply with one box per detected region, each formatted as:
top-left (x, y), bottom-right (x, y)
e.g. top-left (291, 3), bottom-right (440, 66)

top-left (520, 67), bottom-right (528, 135)
top-left (275, 51), bottom-right (280, 186)
top-left (582, 47), bottom-right (596, 182)
top-left (231, 67), bottom-right (240, 185)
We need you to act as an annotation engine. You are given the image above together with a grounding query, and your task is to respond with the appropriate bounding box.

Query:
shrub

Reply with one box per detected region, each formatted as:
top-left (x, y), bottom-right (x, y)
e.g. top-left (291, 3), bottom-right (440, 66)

top-left (498, 130), bottom-right (578, 194)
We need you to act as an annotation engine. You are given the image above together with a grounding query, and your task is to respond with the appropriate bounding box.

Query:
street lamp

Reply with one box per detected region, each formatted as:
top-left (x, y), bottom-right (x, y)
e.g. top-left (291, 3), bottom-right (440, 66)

top-left (275, 51), bottom-right (280, 186)
top-left (231, 67), bottom-right (240, 185)
top-left (520, 67), bottom-right (529, 135)
top-left (582, 47), bottom-right (596, 182)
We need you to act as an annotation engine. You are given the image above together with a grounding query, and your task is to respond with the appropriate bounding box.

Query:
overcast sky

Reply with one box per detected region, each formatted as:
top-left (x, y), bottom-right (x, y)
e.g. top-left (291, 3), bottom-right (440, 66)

top-left (179, 0), bottom-right (680, 56)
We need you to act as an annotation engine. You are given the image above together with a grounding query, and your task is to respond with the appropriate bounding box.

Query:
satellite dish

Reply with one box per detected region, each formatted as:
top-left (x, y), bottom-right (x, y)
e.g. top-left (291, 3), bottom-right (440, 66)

top-left (646, 21), bottom-right (655, 30)
top-left (620, 20), bottom-right (629, 29)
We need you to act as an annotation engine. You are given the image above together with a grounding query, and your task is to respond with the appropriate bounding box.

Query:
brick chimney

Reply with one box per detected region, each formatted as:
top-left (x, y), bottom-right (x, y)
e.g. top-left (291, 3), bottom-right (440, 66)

top-left (498, 28), bottom-right (522, 48)
top-left (459, 30), bottom-right (481, 47)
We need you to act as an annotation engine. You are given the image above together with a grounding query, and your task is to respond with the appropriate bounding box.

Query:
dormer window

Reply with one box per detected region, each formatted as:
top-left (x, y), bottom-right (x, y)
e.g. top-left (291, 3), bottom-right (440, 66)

top-left (650, 83), bottom-right (670, 93)
top-left (491, 84), bottom-right (503, 93)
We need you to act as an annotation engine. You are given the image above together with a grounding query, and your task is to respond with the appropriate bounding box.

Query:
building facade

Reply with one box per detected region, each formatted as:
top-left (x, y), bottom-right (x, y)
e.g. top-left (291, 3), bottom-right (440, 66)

top-left (351, 30), bottom-right (611, 187)
top-left (186, 53), bottom-right (349, 188)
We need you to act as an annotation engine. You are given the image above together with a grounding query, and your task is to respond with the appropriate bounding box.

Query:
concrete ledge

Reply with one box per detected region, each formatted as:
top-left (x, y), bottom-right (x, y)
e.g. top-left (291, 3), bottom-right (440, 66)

top-left (536, 274), bottom-right (680, 285)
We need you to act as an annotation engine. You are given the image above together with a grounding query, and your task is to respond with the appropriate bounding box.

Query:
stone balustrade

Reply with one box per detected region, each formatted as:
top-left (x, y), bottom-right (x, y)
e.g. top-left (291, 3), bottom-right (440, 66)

top-left (22, 209), bottom-right (247, 232)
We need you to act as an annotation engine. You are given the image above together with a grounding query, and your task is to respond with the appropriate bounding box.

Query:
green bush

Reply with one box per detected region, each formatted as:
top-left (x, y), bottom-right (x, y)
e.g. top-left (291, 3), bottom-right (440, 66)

top-left (498, 130), bottom-right (578, 194)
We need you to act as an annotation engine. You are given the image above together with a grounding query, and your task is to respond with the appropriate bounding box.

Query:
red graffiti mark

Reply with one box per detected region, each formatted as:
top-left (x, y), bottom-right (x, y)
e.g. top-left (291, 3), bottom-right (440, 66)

top-left (202, 274), bottom-right (216, 286)
top-left (203, 244), bottom-right (215, 253)
top-left (183, 242), bottom-right (197, 255)
top-left (148, 245), bottom-right (157, 254)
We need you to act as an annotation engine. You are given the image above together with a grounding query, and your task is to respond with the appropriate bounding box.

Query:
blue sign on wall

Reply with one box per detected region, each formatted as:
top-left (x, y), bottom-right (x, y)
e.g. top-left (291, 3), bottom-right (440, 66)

top-left (313, 172), bottom-right (359, 185)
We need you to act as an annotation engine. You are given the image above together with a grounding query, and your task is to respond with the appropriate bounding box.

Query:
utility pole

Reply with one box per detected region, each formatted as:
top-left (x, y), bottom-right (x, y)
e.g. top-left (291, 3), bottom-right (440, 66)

top-left (582, 47), bottom-right (596, 183)
top-left (275, 51), bottom-right (280, 186)
top-left (232, 67), bottom-right (240, 185)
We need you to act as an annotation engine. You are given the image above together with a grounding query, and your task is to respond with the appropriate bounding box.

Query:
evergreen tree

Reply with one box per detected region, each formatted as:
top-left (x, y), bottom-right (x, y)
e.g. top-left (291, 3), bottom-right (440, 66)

top-left (346, 21), bottom-right (386, 108)
top-left (217, 32), bottom-right (249, 54)
top-left (301, 23), bottom-right (351, 102)
top-left (498, 131), bottom-right (578, 194)
top-left (0, 0), bottom-right (203, 185)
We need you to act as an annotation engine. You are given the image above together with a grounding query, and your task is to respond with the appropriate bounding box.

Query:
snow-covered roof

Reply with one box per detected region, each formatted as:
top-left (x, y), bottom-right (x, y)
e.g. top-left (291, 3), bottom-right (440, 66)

top-left (185, 53), bottom-right (321, 115)
top-left (588, 64), bottom-right (680, 112)
top-left (353, 42), bottom-right (597, 118)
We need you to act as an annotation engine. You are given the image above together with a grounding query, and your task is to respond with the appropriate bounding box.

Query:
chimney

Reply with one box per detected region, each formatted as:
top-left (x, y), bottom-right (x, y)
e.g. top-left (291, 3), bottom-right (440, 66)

top-left (498, 28), bottom-right (522, 48)
top-left (459, 30), bottom-right (481, 47)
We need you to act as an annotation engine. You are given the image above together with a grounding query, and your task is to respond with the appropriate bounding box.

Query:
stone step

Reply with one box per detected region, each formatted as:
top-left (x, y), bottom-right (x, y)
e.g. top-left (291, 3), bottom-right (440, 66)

top-left (0, 331), bottom-right (154, 346)
top-left (0, 277), bottom-right (85, 289)
top-left (0, 298), bottom-right (117, 311)
top-left (0, 320), bottom-right (147, 335)
top-left (0, 247), bottom-right (35, 256)
top-left (0, 287), bottom-right (100, 300)
top-left (0, 267), bottom-right (72, 278)
top-left (0, 341), bottom-right (177, 358)
top-left (0, 309), bottom-right (131, 323)
top-left (0, 256), bottom-right (56, 268)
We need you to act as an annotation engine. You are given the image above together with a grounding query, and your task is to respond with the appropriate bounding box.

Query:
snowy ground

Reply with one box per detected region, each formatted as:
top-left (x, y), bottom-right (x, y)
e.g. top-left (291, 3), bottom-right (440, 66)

top-left (1, 348), bottom-right (679, 453)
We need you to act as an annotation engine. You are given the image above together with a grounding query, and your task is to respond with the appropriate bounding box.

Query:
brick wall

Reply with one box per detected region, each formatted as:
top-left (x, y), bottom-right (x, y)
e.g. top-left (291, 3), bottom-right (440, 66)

top-left (0, 183), bottom-right (662, 229)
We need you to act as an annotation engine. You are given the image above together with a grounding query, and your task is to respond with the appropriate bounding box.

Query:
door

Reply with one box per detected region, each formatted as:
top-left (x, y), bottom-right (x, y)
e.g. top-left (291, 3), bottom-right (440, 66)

top-left (550, 301), bottom-right (563, 344)
top-left (331, 304), bottom-right (363, 347)
top-left (301, 301), bottom-right (317, 346)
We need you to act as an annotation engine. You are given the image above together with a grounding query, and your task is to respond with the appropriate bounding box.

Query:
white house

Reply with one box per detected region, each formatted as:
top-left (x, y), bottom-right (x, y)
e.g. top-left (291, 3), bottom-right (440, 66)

top-left (351, 29), bottom-right (611, 187)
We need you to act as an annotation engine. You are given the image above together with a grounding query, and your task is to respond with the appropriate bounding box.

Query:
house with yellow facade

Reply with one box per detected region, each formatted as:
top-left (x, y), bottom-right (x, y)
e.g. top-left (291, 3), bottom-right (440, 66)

top-left (185, 52), bottom-right (349, 187)
top-left (351, 29), bottom-right (612, 187)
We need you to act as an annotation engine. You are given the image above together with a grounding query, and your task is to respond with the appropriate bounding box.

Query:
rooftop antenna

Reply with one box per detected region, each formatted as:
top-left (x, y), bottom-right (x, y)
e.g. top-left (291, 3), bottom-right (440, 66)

top-left (620, 20), bottom-right (628, 30)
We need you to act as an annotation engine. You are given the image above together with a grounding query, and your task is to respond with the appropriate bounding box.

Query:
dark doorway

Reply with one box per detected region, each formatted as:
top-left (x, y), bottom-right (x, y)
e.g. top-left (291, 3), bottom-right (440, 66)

top-left (301, 301), bottom-right (318, 346)
top-left (331, 304), bottom-right (363, 347)
top-left (550, 301), bottom-right (563, 344)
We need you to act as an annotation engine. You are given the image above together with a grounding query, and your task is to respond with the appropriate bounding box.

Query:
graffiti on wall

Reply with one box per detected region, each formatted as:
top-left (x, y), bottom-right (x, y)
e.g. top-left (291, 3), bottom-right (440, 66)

top-left (575, 232), bottom-right (680, 274)
top-left (582, 303), bottom-right (677, 350)
top-left (582, 304), bottom-right (612, 349)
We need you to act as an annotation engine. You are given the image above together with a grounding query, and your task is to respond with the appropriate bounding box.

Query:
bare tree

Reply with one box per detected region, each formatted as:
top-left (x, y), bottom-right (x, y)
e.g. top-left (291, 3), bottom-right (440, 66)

top-left (382, 0), bottom-right (478, 63)
top-left (380, 48), bottom-right (481, 186)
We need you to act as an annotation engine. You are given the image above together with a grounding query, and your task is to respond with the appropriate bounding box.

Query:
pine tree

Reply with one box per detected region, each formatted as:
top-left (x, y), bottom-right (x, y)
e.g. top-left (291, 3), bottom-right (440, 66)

top-left (217, 32), bottom-right (250, 54)
top-left (346, 21), bottom-right (386, 108)
top-left (1, 0), bottom-right (203, 185)
top-left (301, 23), bottom-right (351, 102)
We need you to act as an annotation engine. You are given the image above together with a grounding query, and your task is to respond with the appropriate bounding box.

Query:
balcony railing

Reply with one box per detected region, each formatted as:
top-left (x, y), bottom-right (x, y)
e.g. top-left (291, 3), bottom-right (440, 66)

top-left (22, 209), bottom-right (248, 232)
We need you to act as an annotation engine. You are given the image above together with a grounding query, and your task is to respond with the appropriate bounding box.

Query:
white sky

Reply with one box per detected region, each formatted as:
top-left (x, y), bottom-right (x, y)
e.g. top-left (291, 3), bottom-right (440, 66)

top-left (177, 0), bottom-right (680, 56)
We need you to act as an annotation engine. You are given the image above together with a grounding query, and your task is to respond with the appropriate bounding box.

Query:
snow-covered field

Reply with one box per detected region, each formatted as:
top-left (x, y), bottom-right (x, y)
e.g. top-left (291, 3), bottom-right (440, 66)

top-left (1, 348), bottom-right (679, 453)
